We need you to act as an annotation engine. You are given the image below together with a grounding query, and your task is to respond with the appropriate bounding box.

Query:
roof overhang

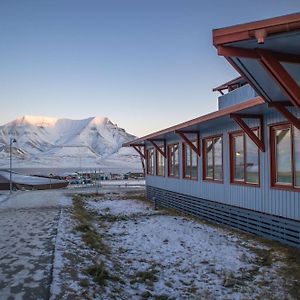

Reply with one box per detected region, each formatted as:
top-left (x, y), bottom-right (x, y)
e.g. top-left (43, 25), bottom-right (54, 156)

top-left (123, 97), bottom-right (265, 147)
top-left (213, 12), bottom-right (300, 110)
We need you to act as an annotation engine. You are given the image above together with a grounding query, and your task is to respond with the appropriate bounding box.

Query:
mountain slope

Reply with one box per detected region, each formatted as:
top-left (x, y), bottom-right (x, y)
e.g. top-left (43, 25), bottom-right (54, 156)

top-left (0, 115), bottom-right (141, 170)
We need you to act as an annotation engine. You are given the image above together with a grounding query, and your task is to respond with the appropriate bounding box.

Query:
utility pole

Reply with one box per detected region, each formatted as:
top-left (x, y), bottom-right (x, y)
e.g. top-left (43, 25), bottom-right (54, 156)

top-left (9, 138), bottom-right (16, 193)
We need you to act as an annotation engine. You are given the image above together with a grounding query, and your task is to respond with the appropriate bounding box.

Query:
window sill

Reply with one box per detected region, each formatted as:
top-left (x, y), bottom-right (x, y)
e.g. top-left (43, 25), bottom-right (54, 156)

top-left (230, 181), bottom-right (260, 188)
top-left (183, 176), bottom-right (198, 181)
top-left (203, 178), bottom-right (224, 184)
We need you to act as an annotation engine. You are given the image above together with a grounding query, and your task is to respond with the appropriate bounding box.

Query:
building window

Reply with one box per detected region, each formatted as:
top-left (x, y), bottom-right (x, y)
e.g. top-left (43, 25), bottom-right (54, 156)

top-left (146, 148), bottom-right (154, 175)
top-left (183, 142), bottom-right (198, 180)
top-left (156, 147), bottom-right (165, 176)
top-left (168, 144), bottom-right (179, 177)
top-left (230, 129), bottom-right (259, 185)
top-left (270, 123), bottom-right (300, 189)
top-left (203, 136), bottom-right (223, 181)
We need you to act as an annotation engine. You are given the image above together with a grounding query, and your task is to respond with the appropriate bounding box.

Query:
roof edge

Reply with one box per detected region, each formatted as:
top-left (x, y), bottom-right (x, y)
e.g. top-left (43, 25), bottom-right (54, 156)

top-left (123, 96), bottom-right (264, 147)
top-left (213, 12), bottom-right (300, 46)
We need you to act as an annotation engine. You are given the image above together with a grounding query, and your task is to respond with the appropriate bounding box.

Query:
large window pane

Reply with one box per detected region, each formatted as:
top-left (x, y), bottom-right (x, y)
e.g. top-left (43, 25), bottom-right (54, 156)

top-left (185, 145), bottom-right (191, 177)
top-left (206, 140), bottom-right (213, 179)
top-left (147, 149), bottom-right (154, 175)
top-left (246, 130), bottom-right (259, 184)
top-left (276, 128), bottom-right (292, 185)
top-left (169, 144), bottom-right (179, 177)
top-left (157, 148), bottom-right (165, 176)
top-left (233, 135), bottom-right (244, 181)
top-left (191, 144), bottom-right (198, 179)
top-left (294, 127), bottom-right (300, 187)
top-left (214, 137), bottom-right (223, 180)
top-left (183, 142), bottom-right (197, 179)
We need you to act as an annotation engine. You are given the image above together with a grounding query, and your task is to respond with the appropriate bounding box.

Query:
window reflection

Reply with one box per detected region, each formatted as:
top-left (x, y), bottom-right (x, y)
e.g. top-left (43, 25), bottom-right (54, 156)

top-left (275, 128), bottom-right (292, 184)
top-left (204, 136), bottom-right (223, 181)
top-left (231, 129), bottom-right (259, 185)
top-left (233, 135), bottom-right (245, 181)
top-left (157, 147), bottom-right (165, 176)
top-left (246, 130), bottom-right (259, 184)
top-left (184, 141), bottom-right (198, 179)
top-left (294, 127), bottom-right (300, 187)
top-left (169, 144), bottom-right (179, 177)
top-left (147, 149), bottom-right (154, 175)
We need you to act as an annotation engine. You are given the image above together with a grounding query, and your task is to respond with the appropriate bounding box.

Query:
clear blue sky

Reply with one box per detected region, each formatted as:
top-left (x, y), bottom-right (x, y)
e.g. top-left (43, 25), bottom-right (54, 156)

top-left (1, 1), bottom-right (299, 136)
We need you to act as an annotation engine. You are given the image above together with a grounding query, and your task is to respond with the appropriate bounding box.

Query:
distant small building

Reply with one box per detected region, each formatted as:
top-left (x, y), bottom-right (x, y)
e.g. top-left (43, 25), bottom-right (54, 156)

top-left (125, 13), bottom-right (300, 248)
top-left (124, 172), bottom-right (145, 180)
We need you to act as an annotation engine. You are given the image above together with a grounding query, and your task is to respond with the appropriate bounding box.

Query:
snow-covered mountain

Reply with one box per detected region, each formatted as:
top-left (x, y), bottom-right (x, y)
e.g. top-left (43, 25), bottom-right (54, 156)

top-left (0, 115), bottom-right (141, 171)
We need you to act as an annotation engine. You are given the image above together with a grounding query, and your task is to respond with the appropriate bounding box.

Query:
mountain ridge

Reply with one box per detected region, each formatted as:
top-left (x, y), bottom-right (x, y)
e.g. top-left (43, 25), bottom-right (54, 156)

top-left (0, 115), bottom-right (141, 170)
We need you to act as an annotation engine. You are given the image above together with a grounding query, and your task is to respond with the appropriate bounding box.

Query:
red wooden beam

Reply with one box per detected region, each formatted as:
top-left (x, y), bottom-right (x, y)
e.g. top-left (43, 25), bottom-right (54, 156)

top-left (217, 46), bottom-right (258, 59)
top-left (131, 145), bottom-right (146, 174)
top-left (175, 131), bottom-right (200, 156)
top-left (218, 46), bottom-right (300, 64)
top-left (132, 145), bottom-right (146, 159)
top-left (268, 102), bottom-right (300, 131)
top-left (258, 50), bottom-right (300, 110)
top-left (230, 114), bottom-right (265, 152)
top-left (148, 139), bottom-right (166, 158)
top-left (140, 156), bottom-right (146, 175)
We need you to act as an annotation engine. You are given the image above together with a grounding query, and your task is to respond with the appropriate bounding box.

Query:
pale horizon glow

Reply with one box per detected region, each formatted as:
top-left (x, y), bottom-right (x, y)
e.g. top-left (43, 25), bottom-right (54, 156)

top-left (0, 1), bottom-right (299, 137)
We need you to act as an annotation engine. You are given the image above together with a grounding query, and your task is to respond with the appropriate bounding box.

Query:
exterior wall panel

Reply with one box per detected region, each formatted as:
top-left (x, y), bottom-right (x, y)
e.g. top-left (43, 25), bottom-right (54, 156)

top-left (218, 85), bottom-right (257, 110)
top-left (146, 107), bottom-right (300, 221)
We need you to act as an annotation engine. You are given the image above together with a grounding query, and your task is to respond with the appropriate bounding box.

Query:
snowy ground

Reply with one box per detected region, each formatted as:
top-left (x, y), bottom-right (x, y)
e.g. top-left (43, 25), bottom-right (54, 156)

top-left (0, 187), bottom-right (299, 299)
top-left (0, 190), bottom-right (71, 299)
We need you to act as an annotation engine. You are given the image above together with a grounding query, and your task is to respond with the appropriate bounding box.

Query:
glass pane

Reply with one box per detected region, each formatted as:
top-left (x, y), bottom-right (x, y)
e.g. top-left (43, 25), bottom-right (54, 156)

top-left (214, 137), bottom-right (223, 180)
top-left (191, 150), bottom-right (197, 179)
top-left (157, 149), bottom-right (165, 176)
top-left (275, 128), bottom-right (292, 184)
top-left (185, 145), bottom-right (191, 177)
top-left (233, 135), bottom-right (244, 181)
top-left (246, 130), bottom-right (259, 184)
top-left (174, 145), bottom-right (179, 177)
top-left (148, 149), bottom-right (154, 175)
top-left (206, 140), bottom-right (213, 179)
top-left (294, 126), bottom-right (300, 187)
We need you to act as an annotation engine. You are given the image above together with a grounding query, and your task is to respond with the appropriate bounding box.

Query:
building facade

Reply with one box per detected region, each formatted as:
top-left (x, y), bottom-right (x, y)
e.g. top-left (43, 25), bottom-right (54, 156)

top-left (125, 13), bottom-right (300, 248)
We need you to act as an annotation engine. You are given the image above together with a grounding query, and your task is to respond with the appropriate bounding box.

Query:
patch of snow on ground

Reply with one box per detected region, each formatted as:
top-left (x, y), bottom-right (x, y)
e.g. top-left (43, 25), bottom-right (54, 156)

top-left (87, 198), bottom-right (152, 216)
top-left (81, 194), bottom-right (289, 299)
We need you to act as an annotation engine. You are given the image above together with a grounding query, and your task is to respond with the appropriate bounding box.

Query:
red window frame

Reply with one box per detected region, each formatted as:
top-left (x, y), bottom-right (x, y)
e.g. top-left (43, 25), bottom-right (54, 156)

top-left (146, 148), bottom-right (154, 175)
top-left (168, 143), bottom-right (180, 178)
top-left (270, 122), bottom-right (300, 191)
top-left (229, 127), bottom-right (260, 187)
top-left (202, 135), bottom-right (223, 183)
top-left (156, 147), bottom-right (165, 177)
top-left (182, 141), bottom-right (198, 180)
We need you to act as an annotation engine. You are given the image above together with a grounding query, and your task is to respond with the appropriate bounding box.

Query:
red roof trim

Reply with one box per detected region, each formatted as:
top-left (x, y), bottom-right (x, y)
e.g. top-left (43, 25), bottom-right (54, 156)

top-left (213, 12), bottom-right (300, 46)
top-left (124, 97), bottom-right (264, 146)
